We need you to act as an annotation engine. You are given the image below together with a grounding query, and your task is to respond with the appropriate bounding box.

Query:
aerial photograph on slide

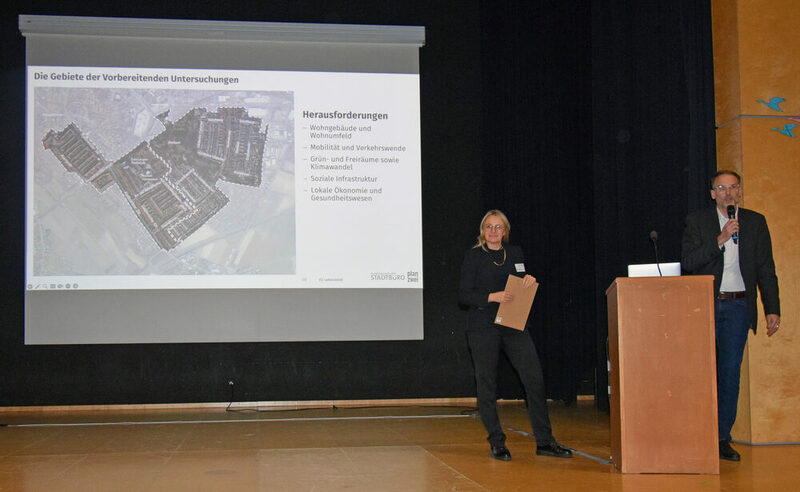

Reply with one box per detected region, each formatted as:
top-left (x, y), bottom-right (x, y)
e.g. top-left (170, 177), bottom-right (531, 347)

top-left (32, 88), bottom-right (295, 277)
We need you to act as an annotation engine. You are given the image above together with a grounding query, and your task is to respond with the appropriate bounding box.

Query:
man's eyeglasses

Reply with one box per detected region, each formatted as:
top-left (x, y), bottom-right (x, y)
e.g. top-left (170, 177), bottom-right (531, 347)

top-left (714, 184), bottom-right (740, 192)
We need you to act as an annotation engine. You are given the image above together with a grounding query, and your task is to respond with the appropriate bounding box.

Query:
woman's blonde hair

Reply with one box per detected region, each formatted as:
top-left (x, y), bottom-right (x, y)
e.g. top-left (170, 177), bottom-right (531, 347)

top-left (474, 209), bottom-right (511, 250)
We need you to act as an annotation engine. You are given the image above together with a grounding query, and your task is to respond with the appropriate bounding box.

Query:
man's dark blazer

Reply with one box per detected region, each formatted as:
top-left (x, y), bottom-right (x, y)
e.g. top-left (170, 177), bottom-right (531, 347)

top-left (681, 206), bottom-right (780, 333)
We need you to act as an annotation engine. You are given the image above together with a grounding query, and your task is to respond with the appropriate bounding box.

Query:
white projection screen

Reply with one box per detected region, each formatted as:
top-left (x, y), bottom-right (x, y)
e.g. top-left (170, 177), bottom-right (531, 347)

top-left (20, 15), bottom-right (425, 344)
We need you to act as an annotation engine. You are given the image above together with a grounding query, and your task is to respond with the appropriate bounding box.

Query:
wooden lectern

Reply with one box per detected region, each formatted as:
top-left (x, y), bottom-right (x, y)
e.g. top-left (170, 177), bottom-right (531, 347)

top-left (606, 276), bottom-right (718, 474)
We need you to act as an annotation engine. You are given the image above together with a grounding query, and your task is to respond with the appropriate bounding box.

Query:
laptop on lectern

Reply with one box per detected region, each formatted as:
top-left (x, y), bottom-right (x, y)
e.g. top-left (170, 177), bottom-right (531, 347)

top-left (627, 262), bottom-right (681, 277)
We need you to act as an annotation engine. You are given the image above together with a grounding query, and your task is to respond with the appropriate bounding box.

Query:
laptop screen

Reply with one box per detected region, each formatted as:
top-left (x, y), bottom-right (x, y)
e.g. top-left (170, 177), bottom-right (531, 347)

top-left (627, 262), bottom-right (681, 277)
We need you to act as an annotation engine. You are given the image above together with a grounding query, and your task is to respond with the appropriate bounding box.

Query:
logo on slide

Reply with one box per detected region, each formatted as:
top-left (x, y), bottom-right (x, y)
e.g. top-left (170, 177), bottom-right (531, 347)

top-left (370, 272), bottom-right (406, 281)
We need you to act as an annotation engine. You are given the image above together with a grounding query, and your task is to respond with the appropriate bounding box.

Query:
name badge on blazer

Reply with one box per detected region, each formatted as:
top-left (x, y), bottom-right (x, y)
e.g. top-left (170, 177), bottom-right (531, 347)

top-left (515, 263), bottom-right (525, 273)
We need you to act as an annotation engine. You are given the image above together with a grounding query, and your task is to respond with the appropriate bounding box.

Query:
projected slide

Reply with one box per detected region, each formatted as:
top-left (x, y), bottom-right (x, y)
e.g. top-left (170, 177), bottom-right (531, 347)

top-left (26, 67), bottom-right (422, 292)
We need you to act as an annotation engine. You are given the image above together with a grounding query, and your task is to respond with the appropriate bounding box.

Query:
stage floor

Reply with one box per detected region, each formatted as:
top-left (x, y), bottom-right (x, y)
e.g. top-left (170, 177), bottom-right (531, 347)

top-left (1, 400), bottom-right (798, 491)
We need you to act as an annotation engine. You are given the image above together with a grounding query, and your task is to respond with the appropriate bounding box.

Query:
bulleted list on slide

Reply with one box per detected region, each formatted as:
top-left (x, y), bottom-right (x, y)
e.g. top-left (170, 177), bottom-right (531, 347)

top-left (300, 121), bottom-right (409, 203)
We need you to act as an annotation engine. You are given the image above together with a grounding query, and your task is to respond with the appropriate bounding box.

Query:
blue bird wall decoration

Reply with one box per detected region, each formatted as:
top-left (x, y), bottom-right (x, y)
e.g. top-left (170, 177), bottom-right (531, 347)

top-left (771, 123), bottom-right (797, 137)
top-left (756, 97), bottom-right (786, 112)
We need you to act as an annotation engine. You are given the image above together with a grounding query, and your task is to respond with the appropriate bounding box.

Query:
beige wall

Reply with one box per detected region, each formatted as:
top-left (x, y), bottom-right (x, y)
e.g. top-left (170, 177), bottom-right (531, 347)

top-left (712, 0), bottom-right (800, 443)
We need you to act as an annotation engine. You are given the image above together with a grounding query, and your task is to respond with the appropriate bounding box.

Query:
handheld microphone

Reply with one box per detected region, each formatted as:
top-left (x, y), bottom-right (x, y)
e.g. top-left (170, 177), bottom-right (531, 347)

top-left (727, 205), bottom-right (738, 244)
top-left (649, 230), bottom-right (662, 276)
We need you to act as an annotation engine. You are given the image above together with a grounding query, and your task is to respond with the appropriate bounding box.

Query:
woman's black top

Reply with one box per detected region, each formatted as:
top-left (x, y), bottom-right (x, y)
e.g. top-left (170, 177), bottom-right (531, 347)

top-left (458, 244), bottom-right (526, 331)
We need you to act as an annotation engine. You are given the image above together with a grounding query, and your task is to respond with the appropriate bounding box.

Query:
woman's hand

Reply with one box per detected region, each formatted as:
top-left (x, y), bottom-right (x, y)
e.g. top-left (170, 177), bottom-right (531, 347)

top-left (522, 274), bottom-right (536, 288)
top-left (489, 291), bottom-right (514, 303)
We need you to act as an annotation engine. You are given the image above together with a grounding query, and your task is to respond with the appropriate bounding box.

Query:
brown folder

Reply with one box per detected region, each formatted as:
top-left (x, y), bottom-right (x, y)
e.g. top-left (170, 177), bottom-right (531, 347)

top-left (494, 275), bottom-right (538, 330)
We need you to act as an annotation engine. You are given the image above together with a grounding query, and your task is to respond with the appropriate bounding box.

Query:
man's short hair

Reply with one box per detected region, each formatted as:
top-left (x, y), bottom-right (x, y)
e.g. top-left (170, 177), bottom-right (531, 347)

top-left (711, 170), bottom-right (741, 189)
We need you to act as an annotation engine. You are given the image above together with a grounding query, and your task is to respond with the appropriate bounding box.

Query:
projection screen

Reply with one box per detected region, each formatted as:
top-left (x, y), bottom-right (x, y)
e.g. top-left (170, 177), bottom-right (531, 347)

top-left (20, 15), bottom-right (425, 344)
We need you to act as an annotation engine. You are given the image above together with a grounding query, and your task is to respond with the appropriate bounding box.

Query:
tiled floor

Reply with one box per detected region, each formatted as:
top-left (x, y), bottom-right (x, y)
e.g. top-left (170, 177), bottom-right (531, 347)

top-left (1, 401), bottom-right (797, 491)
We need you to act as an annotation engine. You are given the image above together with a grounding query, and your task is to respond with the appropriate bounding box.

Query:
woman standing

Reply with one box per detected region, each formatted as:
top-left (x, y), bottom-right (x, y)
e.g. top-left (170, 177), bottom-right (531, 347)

top-left (458, 210), bottom-right (571, 461)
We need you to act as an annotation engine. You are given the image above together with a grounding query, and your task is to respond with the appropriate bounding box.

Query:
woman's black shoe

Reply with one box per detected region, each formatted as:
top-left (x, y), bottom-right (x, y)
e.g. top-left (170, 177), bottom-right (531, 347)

top-left (490, 445), bottom-right (512, 461)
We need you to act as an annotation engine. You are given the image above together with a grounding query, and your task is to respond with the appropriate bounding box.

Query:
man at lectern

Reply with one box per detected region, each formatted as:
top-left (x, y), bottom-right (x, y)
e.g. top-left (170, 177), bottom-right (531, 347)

top-left (681, 170), bottom-right (781, 462)
top-left (459, 209), bottom-right (572, 461)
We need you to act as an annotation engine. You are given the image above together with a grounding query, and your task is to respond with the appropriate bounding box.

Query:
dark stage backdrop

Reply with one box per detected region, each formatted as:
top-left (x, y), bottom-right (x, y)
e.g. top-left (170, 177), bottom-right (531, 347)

top-left (0, 0), bottom-right (716, 407)
top-left (590, 0), bottom-right (717, 409)
top-left (478, 1), bottom-right (595, 403)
